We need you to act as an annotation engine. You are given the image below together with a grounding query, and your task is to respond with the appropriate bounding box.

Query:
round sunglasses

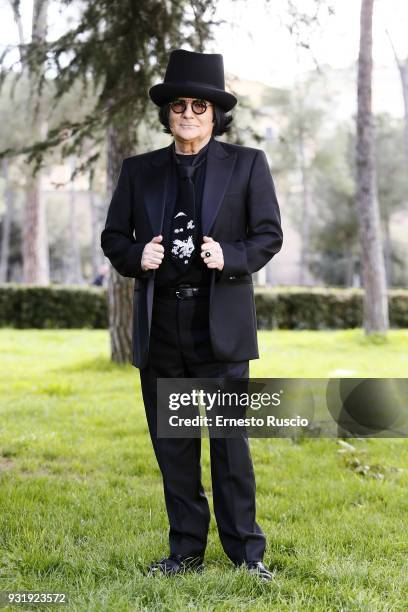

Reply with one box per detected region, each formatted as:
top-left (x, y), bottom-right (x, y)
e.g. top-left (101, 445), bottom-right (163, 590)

top-left (169, 99), bottom-right (212, 115)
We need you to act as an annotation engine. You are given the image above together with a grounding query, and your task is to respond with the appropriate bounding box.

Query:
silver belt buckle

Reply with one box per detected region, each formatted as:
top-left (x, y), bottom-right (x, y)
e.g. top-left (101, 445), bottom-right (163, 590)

top-left (176, 284), bottom-right (193, 299)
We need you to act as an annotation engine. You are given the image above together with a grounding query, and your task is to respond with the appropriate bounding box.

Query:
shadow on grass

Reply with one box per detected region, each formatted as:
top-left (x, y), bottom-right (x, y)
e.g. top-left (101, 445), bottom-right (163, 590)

top-left (58, 356), bottom-right (135, 374)
top-left (357, 332), bottom-right (389, 346)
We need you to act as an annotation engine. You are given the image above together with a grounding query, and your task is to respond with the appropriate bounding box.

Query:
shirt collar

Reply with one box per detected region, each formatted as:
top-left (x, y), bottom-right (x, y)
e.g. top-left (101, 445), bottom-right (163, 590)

top-left (172, 138), bottom-right (212, 165)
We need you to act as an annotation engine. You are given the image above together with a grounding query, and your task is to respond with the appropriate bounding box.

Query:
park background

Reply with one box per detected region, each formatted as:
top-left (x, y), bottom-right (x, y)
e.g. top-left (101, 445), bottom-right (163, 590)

top-left (0, 0), bottom-right (408, 610)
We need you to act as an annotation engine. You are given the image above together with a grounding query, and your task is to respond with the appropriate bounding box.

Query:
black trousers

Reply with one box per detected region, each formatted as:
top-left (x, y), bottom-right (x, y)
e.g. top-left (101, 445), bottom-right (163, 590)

top-left (139, 291), bottom-right (266, 564)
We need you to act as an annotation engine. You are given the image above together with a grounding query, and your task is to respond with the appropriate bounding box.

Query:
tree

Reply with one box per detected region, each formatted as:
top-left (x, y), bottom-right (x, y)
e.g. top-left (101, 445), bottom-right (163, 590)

top-left (374, 114), bottom-right (408, 285)
top-left (356, 0), bottom-right (389, 334)
top-left (1, 0), bottom-right (221, 362)
top-left (386, 28), bottom-right (408, 163)
top-left (308, 114), bottom-right (408, 288)
top-left (0, 73), bottom-right (32, 282)
top-left (266, 70), bottom-right (332, 286)
top-left (10, 0), bottom-right (50, 284)
top-left (309, 124), bottom-right (359, 287)
top-left (0, 158), bottom-right (14, 282)
top-left (279, 0), bottom-right (335, 285)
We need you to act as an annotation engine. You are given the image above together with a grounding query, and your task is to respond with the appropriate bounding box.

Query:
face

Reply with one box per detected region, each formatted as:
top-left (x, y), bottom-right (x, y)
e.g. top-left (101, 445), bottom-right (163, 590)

top-left (168, 97), bottom-right (214, 144)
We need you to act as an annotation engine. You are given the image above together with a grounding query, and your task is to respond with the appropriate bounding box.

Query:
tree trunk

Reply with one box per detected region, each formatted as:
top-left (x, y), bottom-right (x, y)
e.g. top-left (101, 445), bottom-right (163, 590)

top-left (356, 0), bottom-right (389, 334)
top-left (345, 255), bottom-right (354, 288)
top-left (15, 0), bottom-right (50, 284)
top-left (298, 131), bottom-right (312, 286)
top-left (105, 124), bottom-right (134, 363)
top-left (383, 213), bottom-right (392, 286)
top-left (89, 170), bottom-right (101, 280)
top-left (0, 158), bottom-right (13, 282)
top-left (294, 70), bottom-right (312, 287)
top-left (386, 29), bottom-right (408, 163)
top-left (65, 156), bottom-right (84, 284)
top-left (399, 61), bottom-right (408, 163)
top-left (23, 172), bottom-right (49, 283)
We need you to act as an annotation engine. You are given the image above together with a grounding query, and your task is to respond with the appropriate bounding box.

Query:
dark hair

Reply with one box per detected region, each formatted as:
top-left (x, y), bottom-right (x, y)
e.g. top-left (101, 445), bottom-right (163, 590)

top-left (158, 102), bottom-right (233, 136)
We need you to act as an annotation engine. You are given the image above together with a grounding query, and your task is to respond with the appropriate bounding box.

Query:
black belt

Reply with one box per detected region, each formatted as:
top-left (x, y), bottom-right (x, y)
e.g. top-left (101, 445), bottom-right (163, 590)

top-left (154, 284), bottom-right (210, 299)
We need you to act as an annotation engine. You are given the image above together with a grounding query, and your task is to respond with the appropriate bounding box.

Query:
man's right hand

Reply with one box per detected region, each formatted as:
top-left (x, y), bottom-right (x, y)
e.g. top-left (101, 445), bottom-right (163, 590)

top-left (141, 235), bottom-right (164, 271)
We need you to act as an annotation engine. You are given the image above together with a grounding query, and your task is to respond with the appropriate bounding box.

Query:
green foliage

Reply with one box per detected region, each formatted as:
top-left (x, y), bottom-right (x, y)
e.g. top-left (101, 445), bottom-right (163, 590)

top-left (375, 113), bottom-right (408, 218)
top-left (0, 284), bottom-right (107, 328)
top-left (1, 328), bottom-right (408, 608)
top-left (309, 123), bottom-right (358, 285)
top-left (310, 114), bottom-right (408, 286)
top-left (254, 286), bottom-right (408, 330)
top-left (1, 0), bottom-right (221, 174)
top-left (0, 284), bottom-right (407, 330)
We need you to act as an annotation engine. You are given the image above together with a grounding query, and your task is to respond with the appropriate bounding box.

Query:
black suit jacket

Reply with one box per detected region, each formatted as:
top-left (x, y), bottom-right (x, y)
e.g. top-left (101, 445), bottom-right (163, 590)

top-left (101, 137), bottom-right (283, 369)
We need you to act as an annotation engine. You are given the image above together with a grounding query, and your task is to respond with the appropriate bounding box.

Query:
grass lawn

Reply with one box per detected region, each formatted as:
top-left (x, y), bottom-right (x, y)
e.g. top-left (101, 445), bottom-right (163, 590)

top-left (0, 328), bottom-right (407, 611)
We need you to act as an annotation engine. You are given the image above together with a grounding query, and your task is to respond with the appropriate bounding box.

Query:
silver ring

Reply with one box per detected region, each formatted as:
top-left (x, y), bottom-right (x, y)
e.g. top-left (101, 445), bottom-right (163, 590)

top-left (205, 251), bottom-right (211, 257)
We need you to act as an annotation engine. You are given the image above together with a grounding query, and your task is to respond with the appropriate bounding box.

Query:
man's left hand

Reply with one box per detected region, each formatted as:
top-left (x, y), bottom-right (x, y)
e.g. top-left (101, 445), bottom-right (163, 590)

top-left (200, 236), bottom-right (224, 271)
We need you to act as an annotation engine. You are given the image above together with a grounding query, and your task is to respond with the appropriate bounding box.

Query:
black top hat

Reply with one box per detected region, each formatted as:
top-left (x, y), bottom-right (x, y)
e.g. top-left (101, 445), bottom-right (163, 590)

top-left (149, 49), bottom-right (237, 112)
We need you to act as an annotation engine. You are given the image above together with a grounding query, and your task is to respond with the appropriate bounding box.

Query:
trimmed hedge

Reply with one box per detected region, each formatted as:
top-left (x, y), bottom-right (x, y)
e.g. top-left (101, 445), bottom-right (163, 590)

top-left (0, 284), bottom-right (107, 329)
top-left (0, 284), bottom-right (407, 329)
top-left (254, 286), bottom-right (408, 329)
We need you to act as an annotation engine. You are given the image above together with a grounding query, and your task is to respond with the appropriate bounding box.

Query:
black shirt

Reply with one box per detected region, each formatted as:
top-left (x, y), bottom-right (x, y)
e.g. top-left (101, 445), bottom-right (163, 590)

top-left (154, 139), bottom-right (212, 288)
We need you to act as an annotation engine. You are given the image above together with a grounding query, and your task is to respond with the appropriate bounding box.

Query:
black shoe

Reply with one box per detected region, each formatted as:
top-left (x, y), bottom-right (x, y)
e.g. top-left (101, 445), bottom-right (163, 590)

top-left (243, 560), bottom-right (274, 581)
top-left (147, 553), bottom-right (204, 576)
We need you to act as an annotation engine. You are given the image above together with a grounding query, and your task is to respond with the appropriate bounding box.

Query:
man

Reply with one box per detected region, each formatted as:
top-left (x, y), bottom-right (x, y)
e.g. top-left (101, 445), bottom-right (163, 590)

top-left (101, 49), bottom-right (283, 581)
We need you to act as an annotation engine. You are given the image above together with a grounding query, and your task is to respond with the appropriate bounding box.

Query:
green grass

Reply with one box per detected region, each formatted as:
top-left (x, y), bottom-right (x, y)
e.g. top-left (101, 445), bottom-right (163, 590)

top-left (0, 329), bottom-right (408, 611)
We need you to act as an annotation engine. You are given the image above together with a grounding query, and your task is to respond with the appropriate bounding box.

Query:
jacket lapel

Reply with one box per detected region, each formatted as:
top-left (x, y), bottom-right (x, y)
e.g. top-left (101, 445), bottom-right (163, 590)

top-left (201, 138), bottom-right (237, 236)
top-left (141, 138), bottom-right (237, 238)
top-left (141, 144), bottom-right (172, 236)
